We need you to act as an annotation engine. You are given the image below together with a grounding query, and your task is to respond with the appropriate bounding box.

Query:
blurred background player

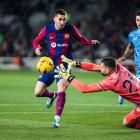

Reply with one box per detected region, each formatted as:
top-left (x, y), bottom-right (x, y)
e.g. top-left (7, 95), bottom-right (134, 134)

top-left (33, 9), bottom-right (99, 128)
top-left (55, 56), bottom-right (140, 130)
top-left (117, 11), bottom-right (140, 108)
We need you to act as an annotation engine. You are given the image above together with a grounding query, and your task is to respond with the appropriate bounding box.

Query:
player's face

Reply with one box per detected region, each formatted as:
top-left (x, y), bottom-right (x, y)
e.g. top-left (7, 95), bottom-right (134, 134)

top-left (100, 63), bottom-right (109, 76)
top-left (54, 14), bottom-right (67, 30)
top-left (136, 16), bottom-right (140, 30)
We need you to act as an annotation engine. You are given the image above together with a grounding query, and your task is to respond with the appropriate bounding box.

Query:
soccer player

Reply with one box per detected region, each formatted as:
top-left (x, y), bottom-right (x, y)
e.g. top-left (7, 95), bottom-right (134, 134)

top-left (55, 55), bottom-right (140, 130)
top-left (33, 9), bottom-right (99, 128)
top-left (117, 11), bottom-right (140, 107)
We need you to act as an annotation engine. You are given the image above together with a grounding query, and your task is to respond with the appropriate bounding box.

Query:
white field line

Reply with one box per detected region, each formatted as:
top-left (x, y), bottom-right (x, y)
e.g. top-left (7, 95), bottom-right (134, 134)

top-left (0, 104), bottom-right (132, 106)
top-left (0, 111), bottom-right (130, 115)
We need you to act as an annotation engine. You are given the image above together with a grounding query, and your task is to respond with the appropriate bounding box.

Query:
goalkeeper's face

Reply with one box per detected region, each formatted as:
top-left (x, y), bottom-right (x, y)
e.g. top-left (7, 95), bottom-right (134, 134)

top-left (101, 63), bottom-right (110, 76)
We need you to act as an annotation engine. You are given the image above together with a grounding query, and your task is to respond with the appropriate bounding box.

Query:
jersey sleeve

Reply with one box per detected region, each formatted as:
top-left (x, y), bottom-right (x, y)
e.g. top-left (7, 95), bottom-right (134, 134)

top-left (128, 33), bottom-right (133, 45)
top-left (71, 79), bottom-right (103, 93)
top-left (33, 26), bottom-right (46, 49)
top-left (72, 25), bottom-right (92, 45)
top-left (98, 77), bottom-right (115, 91)
top-left (80, 62), bottom-right (101, 71)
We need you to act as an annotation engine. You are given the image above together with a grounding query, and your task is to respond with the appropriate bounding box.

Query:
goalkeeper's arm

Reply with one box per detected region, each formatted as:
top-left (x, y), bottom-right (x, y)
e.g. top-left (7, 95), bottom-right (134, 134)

top-left (72, 62), bottom-right (101, 72)
top-left (80, 62), bottom-right (101, 72)
top-left (54, 64), bottom-right (102, 93)
top-left (61, 55), bottom-right (101, 71)
top-left (70, 79), bottom-right (103, 93)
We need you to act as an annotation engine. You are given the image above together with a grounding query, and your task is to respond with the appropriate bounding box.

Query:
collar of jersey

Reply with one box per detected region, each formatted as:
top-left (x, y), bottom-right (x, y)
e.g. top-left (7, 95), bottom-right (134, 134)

top-left (53, 23), bottom-right (66, 31)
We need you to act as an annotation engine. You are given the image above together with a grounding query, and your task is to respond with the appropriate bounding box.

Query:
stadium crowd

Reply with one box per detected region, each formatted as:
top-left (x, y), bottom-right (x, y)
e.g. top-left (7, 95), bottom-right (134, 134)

top-left (0, 0), bottom-right (140, 61)
top-left (72, 0), bottom-right (140, 60)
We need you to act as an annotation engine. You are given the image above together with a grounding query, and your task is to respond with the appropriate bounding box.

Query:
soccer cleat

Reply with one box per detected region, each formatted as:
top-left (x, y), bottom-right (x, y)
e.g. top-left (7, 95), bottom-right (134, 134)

top-left (52, 115), bottom-right (60, 128)
top-left (118, 95), bottom-right (124, 104)
top-left (46, 91), bottom-right (58, 108)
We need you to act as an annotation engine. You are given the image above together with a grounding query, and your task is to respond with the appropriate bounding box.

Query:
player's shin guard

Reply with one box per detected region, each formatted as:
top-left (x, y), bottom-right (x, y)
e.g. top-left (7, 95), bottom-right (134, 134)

top-left (56, 92), bottom-right (66, 116)
top-left (40, 89), bottom-right (54, 98)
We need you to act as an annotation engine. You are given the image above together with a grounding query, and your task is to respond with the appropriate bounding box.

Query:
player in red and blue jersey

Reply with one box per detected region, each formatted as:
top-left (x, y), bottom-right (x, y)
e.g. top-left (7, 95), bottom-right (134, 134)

top-left (33, 9), bottom-right (99, 127)
top-left (55, 56), bottom-right (140, 130)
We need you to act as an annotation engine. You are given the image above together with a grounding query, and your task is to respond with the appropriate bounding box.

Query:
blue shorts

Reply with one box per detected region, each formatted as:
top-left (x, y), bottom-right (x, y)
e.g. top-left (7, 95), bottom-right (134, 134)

top-left (37, 64), bottom-right (69, 87)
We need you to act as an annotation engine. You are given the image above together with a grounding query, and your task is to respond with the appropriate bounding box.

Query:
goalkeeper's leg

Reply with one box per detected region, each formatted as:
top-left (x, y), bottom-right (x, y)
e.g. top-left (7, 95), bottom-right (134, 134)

top-left (123, 106), bottom-right (140, 129)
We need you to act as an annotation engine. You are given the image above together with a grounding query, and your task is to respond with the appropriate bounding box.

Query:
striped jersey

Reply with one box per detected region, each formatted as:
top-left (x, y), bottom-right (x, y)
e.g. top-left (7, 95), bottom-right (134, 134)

top-left (33, 23), bottom-right (92, 66)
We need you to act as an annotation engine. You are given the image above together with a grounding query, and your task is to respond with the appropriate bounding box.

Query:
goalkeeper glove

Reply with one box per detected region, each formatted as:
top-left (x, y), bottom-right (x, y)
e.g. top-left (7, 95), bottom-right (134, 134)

top-left (54, 64), bottom-right (75, 83)
top-left (61, 55), bottom-right (81, 67)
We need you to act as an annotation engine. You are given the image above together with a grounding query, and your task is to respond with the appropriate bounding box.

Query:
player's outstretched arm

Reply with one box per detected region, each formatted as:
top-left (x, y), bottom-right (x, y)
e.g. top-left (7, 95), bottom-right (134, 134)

top-left (80, 62), bottom-right (101, 71)
top-left (72, 25), bottom-right (99, 45)
top-left (117, 44), bottom-right (134, 63)
top-left (61, 55), bottom-right (101, 71)
top-left (91, 40), bottom-right (100, 44)
top-left (71, 79), bottom-right (103, 93)
top-left (54, 64), bottom-right (103, 93)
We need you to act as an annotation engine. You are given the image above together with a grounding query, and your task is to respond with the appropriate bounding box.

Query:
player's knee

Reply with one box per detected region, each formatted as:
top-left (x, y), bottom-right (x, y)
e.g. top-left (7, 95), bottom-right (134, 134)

top-left (58, 85), bottom-right (67, 92)
top-left (57, 79), bottom-right (69, 92)
top-left (34, 90), bottom-right (42, 97)
top-left (123, 119), bottom-right (128, 127)
top-left (123, 117), bottom-right (131, 127)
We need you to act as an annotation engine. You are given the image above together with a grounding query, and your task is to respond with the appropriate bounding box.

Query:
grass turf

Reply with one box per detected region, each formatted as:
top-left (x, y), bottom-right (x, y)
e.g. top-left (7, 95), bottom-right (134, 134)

top-left (0, 70), bottom-right (140, 140)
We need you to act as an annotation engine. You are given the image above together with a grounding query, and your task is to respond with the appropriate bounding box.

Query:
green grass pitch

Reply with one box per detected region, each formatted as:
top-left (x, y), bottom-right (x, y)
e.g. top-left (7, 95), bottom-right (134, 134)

top-left (0, 69), bottom-right (140, 140)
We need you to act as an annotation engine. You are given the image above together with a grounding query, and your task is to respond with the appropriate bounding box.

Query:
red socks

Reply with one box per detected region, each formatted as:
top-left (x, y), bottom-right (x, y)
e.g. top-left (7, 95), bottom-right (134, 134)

top-left (56, 92), bottom-right (66, 116)
top-left (41, 90), bottom-right (66, 117)
top-left (40, 89), bottom-right (54, 98)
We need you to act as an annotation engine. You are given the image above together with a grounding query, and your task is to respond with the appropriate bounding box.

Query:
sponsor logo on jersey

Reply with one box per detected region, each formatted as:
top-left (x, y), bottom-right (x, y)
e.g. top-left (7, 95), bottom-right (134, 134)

top-left (51, 42), bottom-right (68, 48)
top-left (51, 42), bottom-right (56, 48)
top-left (134, 37), bottom-right (138, 40)
top-left (57, 43), bottom-right (68, 47)
top-left (50, 36), bottom-right (55, 39)
top-left (65, 34), bottom-right (69, 39)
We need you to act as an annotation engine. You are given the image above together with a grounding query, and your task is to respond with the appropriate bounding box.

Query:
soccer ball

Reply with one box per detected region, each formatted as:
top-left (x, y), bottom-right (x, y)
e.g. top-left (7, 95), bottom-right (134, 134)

top-left (37, 57), bottom-right (54, 74)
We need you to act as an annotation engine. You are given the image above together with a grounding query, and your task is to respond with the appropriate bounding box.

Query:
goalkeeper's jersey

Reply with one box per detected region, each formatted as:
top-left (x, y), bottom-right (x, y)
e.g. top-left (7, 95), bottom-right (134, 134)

top-left (33, 23), bottom-right (92, 66)
top-left (129, 29), bottom-right (140, 70)
top-left (99, 63), bottom-right (140, 105)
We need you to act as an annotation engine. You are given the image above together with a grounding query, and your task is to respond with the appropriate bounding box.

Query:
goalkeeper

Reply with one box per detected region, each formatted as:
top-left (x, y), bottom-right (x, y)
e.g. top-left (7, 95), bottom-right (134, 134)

top-left (54, 55), bottom-right (140, 130)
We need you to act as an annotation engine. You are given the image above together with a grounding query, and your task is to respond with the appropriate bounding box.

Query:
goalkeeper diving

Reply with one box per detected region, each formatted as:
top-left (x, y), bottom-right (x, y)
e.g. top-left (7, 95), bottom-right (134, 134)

top-left (54, 55), bottom-right (140, 130)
